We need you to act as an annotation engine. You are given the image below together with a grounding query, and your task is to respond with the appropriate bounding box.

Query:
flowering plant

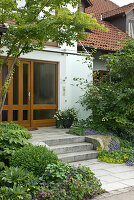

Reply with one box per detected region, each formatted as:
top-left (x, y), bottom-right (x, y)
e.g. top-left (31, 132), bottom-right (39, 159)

top-left (54, 108), bottom-right (78, 128)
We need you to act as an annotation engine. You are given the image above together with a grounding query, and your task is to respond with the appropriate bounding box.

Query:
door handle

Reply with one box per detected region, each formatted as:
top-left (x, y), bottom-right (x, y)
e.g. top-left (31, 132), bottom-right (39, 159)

top-left (28, 92), bottom-right (31, 101)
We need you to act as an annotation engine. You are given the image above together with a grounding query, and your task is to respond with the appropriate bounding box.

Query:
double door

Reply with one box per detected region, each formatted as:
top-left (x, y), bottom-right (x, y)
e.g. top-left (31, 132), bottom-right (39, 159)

top-left (0, 59), bottom-right (58, 127)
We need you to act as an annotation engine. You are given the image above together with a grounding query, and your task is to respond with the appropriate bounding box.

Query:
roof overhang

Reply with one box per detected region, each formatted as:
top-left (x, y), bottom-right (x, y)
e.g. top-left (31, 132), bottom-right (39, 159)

top-left (85, 0), bottom-right (93, 8)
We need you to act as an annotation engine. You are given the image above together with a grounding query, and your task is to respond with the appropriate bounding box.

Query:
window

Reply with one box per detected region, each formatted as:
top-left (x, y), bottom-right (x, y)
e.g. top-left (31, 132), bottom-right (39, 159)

top-left (93, 71), bottom-right (109, 85)
top-left (128, 19), bottom-right (134, 38)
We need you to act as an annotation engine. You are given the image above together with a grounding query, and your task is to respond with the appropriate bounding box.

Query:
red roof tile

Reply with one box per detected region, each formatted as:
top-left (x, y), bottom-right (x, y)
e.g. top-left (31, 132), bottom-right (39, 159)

top-left (78, 0), bottom-right (129, 51)
top-left (103, 3), bottom-right (134, 19)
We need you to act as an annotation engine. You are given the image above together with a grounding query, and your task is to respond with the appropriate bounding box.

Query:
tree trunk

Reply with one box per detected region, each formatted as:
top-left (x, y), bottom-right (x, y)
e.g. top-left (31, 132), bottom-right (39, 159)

top-left (0, 56), bottom-right (18, 115)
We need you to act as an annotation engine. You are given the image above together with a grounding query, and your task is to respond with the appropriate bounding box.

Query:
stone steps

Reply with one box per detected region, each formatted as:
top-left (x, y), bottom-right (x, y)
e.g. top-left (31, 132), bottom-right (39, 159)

top-left (49, 142), bottom-right (93, 154)
top-left (44, 135), bottom-right (98, 163)
top-left (58, 150), bottom-right (98, 162)
top-left (44, 136), bottom-right (85, 146)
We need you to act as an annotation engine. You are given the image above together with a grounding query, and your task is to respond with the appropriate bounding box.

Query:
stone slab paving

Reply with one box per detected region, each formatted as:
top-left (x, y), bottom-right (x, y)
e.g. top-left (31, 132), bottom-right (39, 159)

top-left (29, 127), bottom-right (134, 196)
top-left (94, 187), bottom-right (134, 200)
top-left (71, 159), bottom-right (134, 192)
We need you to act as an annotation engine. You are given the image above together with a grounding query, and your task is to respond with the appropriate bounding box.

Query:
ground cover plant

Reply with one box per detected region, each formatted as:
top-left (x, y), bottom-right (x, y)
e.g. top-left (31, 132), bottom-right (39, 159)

top-left (33, 161), bottom-right (104, 200)
top-left (0, 122), bottom-right (32, 165)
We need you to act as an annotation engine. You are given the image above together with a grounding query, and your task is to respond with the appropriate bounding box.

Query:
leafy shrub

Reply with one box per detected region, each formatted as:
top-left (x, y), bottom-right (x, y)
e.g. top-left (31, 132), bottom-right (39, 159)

top-left (74, 39), bottom-right (134, 142)
top-left (0, 162), bottom-right (5, 171)
top-left (10, 145), bottom-right (58, 176)
top-left (36, 161), bottom-right (103, 200)
top-left (0, 167), bottom-right (38, 200)
top-left (0, 122), bottom-right (31, 139)
top-left (0, 122), bottom-right (32, 164)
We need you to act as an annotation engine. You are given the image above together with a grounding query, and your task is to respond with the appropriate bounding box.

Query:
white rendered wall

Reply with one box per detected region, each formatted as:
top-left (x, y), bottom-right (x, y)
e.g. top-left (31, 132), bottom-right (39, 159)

top-left (65, 54), bottom-right (92, 119)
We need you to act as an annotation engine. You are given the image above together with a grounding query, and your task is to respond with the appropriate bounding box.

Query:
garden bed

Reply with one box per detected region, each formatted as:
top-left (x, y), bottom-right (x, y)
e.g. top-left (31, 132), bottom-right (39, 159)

top-left (0, 122), bottom-right (104, 200)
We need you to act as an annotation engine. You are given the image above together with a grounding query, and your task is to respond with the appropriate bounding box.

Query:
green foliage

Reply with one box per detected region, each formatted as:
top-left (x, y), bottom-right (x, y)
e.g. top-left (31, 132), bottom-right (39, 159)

top-left (0, 167), bottom-right (38, 200)
top-left (40, 161), bottom-right (82, 185)
top-left (10, 145), bottom-right (58, 176)
top-left (36, 161), bottom-right (103, 200)
top-left (68, 126), bottom-right (86, 136)
top-left (0, 0), bottom-right (105, 57)
top-left (76, 39), bottom-right (134, 141)
top-left (54, 108), bottom-right (78, 128)
top-left (0, 186), bottom-right (32, 200)
top-left (0, 122), bottom-right (31, 139)
top-left (0, 122), bottom-right (32, 164)
top-left (0, 162), bottom-right (5, 171)
top-left (0, 167), bottom-right (38, 190)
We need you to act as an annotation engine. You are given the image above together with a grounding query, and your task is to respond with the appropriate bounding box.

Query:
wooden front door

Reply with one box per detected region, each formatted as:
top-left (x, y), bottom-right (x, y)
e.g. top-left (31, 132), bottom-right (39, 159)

top-left (0, 59), bottom-right (58, 127)
top-left (0, 60), bottom-right (31, 127)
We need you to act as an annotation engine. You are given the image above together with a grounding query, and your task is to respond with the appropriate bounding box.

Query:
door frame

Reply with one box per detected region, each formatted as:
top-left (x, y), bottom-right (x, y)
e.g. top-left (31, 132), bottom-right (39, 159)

top-left (30, 60), bottom-right (58, 127)
top-left (0, 57), bottom-right (58, 127)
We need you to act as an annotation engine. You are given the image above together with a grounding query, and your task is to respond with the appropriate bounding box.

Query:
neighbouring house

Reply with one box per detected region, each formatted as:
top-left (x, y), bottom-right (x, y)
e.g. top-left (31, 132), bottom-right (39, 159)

top-left (78, 0), bottom-right (134, 81)
top-left (0, 0), bottom-right (93, 127)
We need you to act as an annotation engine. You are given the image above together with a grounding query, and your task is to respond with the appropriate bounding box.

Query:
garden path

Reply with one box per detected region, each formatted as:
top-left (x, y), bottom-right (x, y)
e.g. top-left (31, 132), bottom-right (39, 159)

top-left (29, 127), bottom-right (134, 195)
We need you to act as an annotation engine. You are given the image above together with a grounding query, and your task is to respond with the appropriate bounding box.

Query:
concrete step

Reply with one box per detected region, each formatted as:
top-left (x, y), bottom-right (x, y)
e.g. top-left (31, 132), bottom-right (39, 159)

top-left (50, 142), bottom-right (93, 154)
top-left (58, 150), bottom-right (98, 163)
top-left (44, 136), bottom-right (85, 146)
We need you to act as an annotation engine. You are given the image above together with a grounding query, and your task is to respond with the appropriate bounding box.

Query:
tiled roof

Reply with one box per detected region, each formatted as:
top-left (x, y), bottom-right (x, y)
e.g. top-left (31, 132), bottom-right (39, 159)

top-left (103, 3), bottom-right (134, 19)
top-left (78, 0), bottom-right (129, 51)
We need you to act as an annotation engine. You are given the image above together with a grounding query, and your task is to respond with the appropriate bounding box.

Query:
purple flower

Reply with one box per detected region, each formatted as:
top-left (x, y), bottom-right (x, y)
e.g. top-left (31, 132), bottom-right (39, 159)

top-left (35, 199), bottom-right (38, 200)
top-left (42, 195), bottom-right (46, 198)
top-left (52, 195), bottom-right (55, 197)
top-left (40, 192), bottom-right (44, 195)
top-left (46, 186), bottom-right (49, 188)
top-left (108, 138), bottom-right (120, 151)
top-left (57, 184), bottom-right (60, 187)
top-left (62, 189), bottom-right (65, 191)
top-left (48, 193), bottom-right (50, 195)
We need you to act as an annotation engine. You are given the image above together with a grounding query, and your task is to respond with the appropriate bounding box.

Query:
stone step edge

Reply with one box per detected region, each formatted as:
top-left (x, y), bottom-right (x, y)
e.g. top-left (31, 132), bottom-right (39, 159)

top-left (43, 136), bottom-right (85, 146)
top-left (49, 142), bottom-right (93, 150)
top-left (58, 150), bottom-right (98, 158)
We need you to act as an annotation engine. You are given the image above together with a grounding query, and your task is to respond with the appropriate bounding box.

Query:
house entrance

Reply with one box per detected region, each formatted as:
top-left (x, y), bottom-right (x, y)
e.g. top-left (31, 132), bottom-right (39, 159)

top-left (0, 59), bottom-right (58, 127)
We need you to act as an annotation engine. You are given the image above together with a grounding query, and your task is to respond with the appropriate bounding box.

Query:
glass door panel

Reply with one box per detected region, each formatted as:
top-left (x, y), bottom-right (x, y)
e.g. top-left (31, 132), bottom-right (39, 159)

top-left (13, 65), bottom-right (19, 105)
top-left (34, 62), bottom-right (56, 104)
top-left (33, 109), bottom-right (56, 120)
top-left (23, 64), bottom-right (28, 105)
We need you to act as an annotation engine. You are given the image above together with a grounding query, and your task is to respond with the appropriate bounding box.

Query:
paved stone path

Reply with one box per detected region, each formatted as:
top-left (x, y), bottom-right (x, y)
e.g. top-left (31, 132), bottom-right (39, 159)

top-left (29, 127), bottom-right (134, 196)
top-left (71, 159), bottom-right (134, 192)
